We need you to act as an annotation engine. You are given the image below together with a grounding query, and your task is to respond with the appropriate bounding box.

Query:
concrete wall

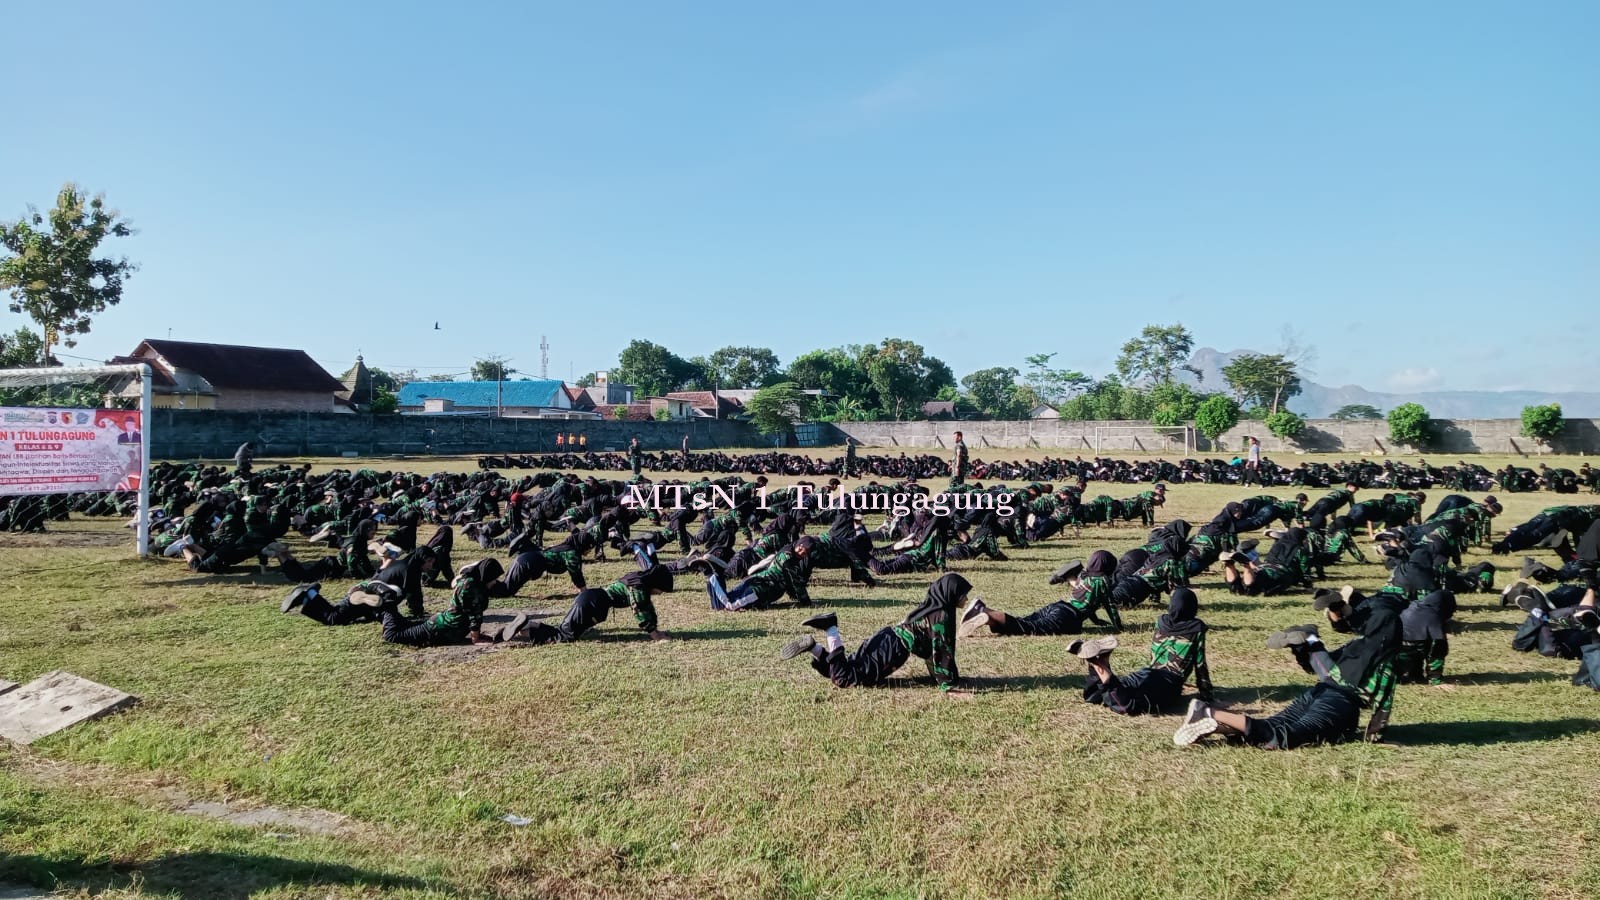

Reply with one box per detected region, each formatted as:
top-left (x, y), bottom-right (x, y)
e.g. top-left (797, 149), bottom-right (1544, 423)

top-left (828, 419), bottom-right (1600, 456)
top-left (149, 410), bottom-right (766, 459)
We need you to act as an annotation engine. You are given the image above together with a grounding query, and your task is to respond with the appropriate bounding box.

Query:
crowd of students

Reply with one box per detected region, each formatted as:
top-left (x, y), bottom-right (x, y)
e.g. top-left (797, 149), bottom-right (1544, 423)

top-left (13, 436), bottom-right (1600, 750)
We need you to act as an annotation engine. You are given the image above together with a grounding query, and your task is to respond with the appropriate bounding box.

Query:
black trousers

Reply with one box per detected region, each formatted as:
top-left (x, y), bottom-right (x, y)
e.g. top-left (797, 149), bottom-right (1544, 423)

top-left (1497, 514), bottom-right (1562, 554)
top-left (301, 593), bottom-right (378, 626)
top-left (1083, 666), bottom-right (1184, 715)
top-left (522, 588), bottom-right (613, 644)
top-left (1111, 577), bottom-right (1156, 608)
top-left (1242, 682), bottom-right (1361, 749)
top-left (487, 551), bottom-right (547, 598)
top-left (809, 628), bottom-right (909, 688)
top-left (380, 609), bottom-right (463, 647)
top-left (281, 554), bottom-right (344, 583)
top-left (871, 554), bottom-right (922, 575)
top-left (991, 601), bottom-right (1085, 636)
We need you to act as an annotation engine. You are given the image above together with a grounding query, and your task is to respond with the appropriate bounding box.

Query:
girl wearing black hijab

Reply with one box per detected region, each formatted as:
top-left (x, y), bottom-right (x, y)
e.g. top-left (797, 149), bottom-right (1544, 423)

top-left (508, 564), bottom-right (676, 645)
top-left (958, 550), bottom-right (1120, 638)
top-left (1176, 595), bottom-right (1403, 748)
top-left (1220, 527), bottom-right (1313, 596)
top-left (379, 557), bottom-right (504, 647)
top-left (1074, 587), bottom-right (1212, 715)
top-left (1396, 589), bottom-right (1456, 685)
top-left (779, 573), bottom-right (967, 691)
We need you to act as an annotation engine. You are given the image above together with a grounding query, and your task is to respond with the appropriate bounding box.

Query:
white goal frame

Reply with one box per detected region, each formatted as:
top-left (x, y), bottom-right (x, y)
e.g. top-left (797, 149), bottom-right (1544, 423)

top-left (1091, 425), bottom-right (1194, 458)
top-left (0, 363), bottom-right (153, 556)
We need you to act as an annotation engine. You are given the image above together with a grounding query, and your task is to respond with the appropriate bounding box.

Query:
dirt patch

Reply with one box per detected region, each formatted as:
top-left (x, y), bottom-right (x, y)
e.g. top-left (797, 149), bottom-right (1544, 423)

top-left (179, 799), bottom-right (349, 836)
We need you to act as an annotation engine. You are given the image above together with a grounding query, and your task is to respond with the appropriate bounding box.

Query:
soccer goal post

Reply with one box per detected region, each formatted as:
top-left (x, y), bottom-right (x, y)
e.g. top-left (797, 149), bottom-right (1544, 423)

top-left (1091, 424), bottom-right (1194, 458)
top-left (0, 363), bottom-right (154, 556)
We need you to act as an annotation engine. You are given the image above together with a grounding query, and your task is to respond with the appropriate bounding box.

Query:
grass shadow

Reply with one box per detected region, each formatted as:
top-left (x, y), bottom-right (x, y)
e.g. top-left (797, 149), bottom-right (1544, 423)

top-left (0, 851), bottom-right (433, 900)
top-left (1456, 619), bottom-right (1516, 632)
top-left (1383, 718), bottom-right (1600, 747)
top-left (591, 628), bottom-right (768, 642)
top-left (1449, 670), bottom-right (1566, 685)
top-left (960, 673), bottom-right (1083, 692)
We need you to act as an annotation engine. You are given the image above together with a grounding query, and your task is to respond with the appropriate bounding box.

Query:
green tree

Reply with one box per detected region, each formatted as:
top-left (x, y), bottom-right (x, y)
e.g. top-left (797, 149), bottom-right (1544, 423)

top-left (1150, 405), bottom-right (1185, 427)
top-left (653, 408), bottom-right (672, 422)
top-left (860, 338), bottom-right (953, 420)
top-left (1221, 353), bottom-right (1302, 414)
top-left (1387, 402), bottom-right (1432, 448)
top-left (745, 381), bottom-right (815, 435)
top-left (1115, 324), bottom-right (1197, 385)
top-left (961, 366), bottom-right (1032, 419)
top-left (1265, 409), bottom-right (1307, 441)
top-left (1195, 395), bottom-right (1241, 442)
top-left (704, 346), bottom-right (782, 389)
top-left (786, 348), bottom-right (872, 404)
top-left (471, 355), bottom-right (515, 382)
top-left (1329, 403), bottom-right (1383, 420)
top-left (576, 372), bottom-right (598, 388)
top-left (1520, 403), bottom-right (1564, 447)
top-left (369, 387), bottom-right (399, 414)
top-left (1023, 353), bottom-right (1092, 404)
top-left (367, 367), bottom-right (403, 394)
top-left (614, 340), bottom-right (698, 398)
top-left (0, 327), bottom-right (50, 367)
top-left (1, 184), bottom-right (137, 359)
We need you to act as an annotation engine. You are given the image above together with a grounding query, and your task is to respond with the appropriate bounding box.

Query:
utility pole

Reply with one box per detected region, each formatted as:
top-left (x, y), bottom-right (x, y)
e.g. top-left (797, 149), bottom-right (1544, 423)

top-left (540, 335), bottom-right (549, 379)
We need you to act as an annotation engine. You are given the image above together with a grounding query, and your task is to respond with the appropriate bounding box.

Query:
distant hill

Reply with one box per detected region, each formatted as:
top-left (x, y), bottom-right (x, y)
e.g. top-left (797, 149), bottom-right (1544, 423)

top-left (1183, 347), bottom-right (1600, 419)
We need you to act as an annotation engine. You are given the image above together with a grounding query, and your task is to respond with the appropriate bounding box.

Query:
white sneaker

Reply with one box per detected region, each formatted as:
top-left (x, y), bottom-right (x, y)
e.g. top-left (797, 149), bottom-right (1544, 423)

top-left (1173, 714), bottom-right (1219, 747)
top-left (164, 535), bottom-right (195, 558)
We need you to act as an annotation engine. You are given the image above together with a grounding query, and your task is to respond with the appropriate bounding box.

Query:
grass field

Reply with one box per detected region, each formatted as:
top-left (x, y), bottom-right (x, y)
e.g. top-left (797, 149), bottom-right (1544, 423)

top-left (3, 449), bottom-right (1600, 899)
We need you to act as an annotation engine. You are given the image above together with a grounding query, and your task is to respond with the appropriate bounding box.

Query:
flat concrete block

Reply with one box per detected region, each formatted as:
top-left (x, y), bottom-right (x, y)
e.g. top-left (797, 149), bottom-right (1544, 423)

top-left (0, 671), bottom-right (138, 745)
top-left (0, 681), bottom-right (17, 697)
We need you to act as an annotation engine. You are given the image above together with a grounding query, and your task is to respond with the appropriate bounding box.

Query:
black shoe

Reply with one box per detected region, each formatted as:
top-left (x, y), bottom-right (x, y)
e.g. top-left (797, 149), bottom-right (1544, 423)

top-left (1575, 608), bottom-right (1600, 631)
top-left (1049, 560), bottom-right (1084, 585)
top-left (779, 634), bottom-right (817, 660)
top-left (800, 611), bottom-right (838, 632)
top-left (1514, 591), bottom-right (1548, 614)
top-left (281, 582), bottom-right (319, 613)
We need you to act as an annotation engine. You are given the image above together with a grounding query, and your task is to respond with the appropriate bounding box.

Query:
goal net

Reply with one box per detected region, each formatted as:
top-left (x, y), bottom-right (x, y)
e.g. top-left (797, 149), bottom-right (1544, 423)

top-left (1091, 425), bottom-right (1194, 458)
top-left (0, 363), bottom-right (154, 555)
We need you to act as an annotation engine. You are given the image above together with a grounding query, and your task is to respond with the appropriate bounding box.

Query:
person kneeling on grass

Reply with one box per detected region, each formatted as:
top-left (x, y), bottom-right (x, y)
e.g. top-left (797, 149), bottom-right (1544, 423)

top-left (696, 536), bottom-right (815, 611)
top-left (504, 565), bottom-right (676, 645)
top-left (1506, 581), bottom-right (1600, 689)
top-left (1174, 594), bottom-right (1402, 748)
top-left (1070, 586), bottom-right (1212, 715)
top-left (958, 549), bottom-right (1120, 638)
top-left (377, 558), bottom-right (502, 648)
top-left (777, 573), bottom-right (966, 691)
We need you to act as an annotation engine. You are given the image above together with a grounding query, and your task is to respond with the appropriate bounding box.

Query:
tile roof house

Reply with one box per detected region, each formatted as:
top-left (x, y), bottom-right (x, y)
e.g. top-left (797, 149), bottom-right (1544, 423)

top-left (396, 380), bottom-right (598, 418)
top-left (664, 391), bottom-right (746, 418)
top-left (111, 339), bottom-right (347, 412)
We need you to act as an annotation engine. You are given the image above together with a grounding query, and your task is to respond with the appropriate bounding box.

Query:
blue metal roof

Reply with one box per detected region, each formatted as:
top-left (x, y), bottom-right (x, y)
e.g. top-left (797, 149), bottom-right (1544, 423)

top-left (397, 380), bottom-right (566, 409)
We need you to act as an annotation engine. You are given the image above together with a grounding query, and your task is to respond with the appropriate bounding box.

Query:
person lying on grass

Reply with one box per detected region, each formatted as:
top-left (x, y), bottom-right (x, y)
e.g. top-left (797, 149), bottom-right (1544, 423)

top-left (778, 573), bottom-right (967, 692)
top-left (1174, 592), bottom-right (1402, 748)
top-left (501, 565), bottom-right (675, 644)
top-left (1507, 581), bottom-right (1600, 690)
top-left (1070, 586), bottom-right (1212, 716)
top-left (377, 557), bottom-right (501, 647)
top-left (957, 549), bottom-right (1121, 639)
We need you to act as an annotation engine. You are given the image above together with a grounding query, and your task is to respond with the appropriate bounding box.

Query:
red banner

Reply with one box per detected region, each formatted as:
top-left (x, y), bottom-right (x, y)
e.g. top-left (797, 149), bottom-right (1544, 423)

top-left (0, 408), bottom-right (143, 496)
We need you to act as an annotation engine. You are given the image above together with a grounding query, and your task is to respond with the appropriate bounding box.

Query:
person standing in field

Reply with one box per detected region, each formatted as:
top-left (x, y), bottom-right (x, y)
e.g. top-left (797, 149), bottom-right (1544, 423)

top-left (844, 437), bottom-right (858, 478)
top-left (1244, 436), bottom-right (1262, 485)
top-left (682, 433), bottom-right (690, 466)
top-left (951, 430), bottom-right (969, 487)
top-left (628, 434), bottom-right (644, 477)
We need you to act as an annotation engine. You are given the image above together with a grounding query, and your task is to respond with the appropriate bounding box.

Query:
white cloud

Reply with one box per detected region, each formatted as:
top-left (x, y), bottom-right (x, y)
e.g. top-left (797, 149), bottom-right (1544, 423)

top-left (1386, 367), bottom-right (1442, 392)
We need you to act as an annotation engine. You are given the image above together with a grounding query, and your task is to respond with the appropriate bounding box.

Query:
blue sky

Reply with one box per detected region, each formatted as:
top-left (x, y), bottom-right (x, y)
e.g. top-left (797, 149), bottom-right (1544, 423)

top-left (3, 1), bottom-right (1595, 392)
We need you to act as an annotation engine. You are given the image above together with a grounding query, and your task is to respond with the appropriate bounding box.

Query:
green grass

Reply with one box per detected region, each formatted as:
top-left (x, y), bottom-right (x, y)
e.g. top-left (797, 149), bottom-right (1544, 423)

top-left (3, 451), bottom-right (1600, 898)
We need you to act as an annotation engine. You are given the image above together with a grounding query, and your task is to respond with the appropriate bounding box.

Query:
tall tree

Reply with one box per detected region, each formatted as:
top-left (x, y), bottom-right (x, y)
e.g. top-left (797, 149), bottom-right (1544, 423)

top-left (1, 184), bottom-right (137, 360)
top-left (471, 355), bottom-right (516, 382)
top-left (1220, 353), bottom-right (1302, 414)
top-left (787, 347), bottom-right (874, 406)
top-left (1023, 352), bottom-right (1092, 405)
top-left (1329, 403), bottom-right (1383, 420)
top-left (961, 366), bottom-right (1033, 419)
top-left (744, 381), bottom-right (815, 435)
top-left (0, 327), bottom-right (51, 368)
top-left (1114, 323), bottom-right (1197, 385)
top-left (705, 346), bottom-right (782, 389)
top-left (614, 339), bottom-right (698, 398)
top-left (860, 338), bottom-right (953, 420)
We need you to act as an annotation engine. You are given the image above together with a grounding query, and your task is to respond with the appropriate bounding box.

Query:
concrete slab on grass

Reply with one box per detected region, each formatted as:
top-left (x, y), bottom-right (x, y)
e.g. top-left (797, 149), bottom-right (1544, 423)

top-left (0, 671), bottom-right (137, 745)
top-left (0, 681), bottom-right (17, 697)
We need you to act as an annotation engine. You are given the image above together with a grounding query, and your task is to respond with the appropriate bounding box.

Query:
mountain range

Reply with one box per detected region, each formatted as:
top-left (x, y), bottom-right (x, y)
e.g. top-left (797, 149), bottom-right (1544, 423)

top-left (1183, 347), bottom-right (1600, 419)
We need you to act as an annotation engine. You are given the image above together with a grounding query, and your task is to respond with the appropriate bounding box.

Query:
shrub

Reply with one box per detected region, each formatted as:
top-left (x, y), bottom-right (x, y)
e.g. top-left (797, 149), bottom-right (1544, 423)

top-left (1194, 395), bottom-right (1240, 442)
top-left (1265, 409), bottom-right (1306, 441)
top-left (1520, 403), bottom-right (1564, 447)
top-left (1150, 404), bottom-right (1185, 427)
top-left (1387, 402), bottom-right (1432, 448)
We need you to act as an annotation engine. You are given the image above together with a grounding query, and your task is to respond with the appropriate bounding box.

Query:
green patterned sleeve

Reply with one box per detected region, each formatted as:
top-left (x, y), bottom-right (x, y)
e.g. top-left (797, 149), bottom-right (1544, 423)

top-left (630, 586), bottom-right (658, 633)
